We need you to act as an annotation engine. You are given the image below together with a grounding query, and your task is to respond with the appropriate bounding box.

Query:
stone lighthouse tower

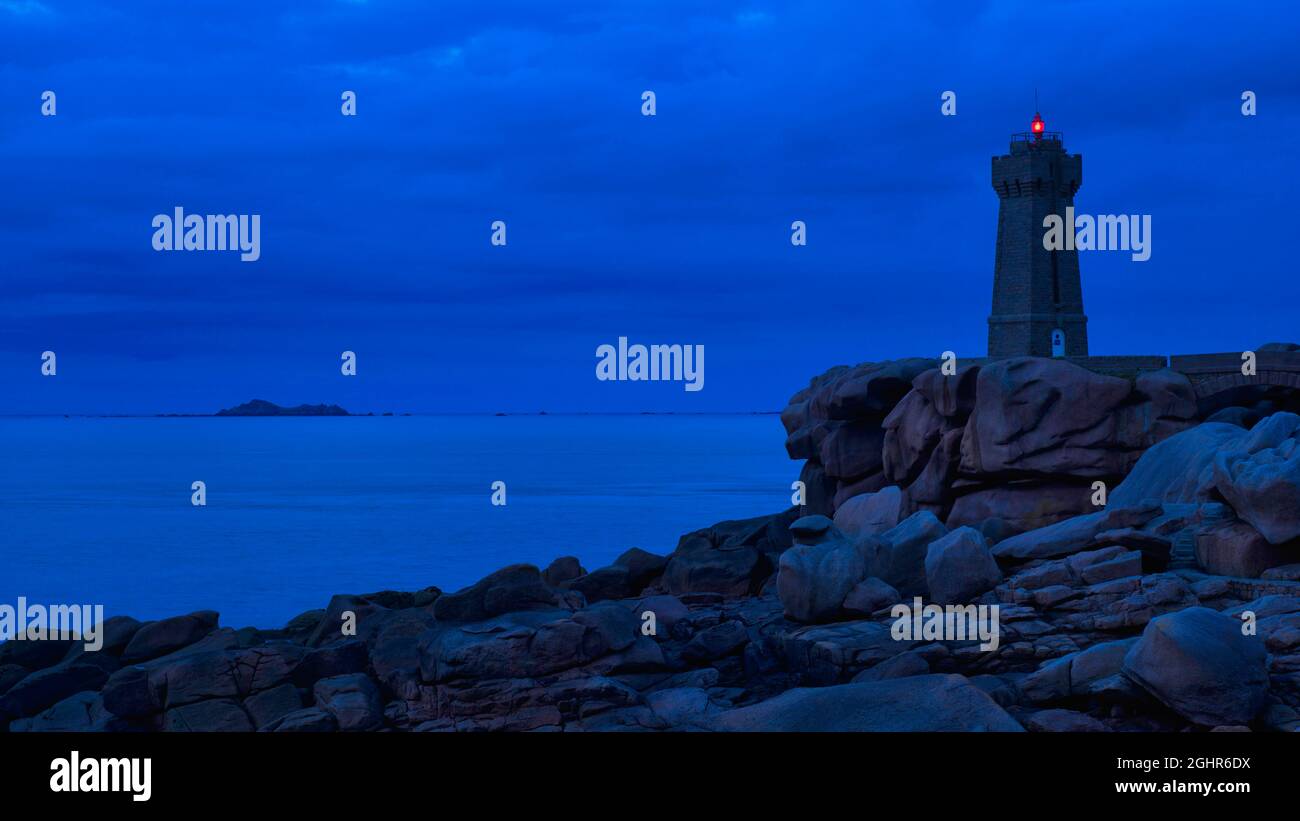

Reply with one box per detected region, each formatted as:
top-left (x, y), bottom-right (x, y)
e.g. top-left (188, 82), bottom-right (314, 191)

top-left (987, 113), bottom-right (1088, 358)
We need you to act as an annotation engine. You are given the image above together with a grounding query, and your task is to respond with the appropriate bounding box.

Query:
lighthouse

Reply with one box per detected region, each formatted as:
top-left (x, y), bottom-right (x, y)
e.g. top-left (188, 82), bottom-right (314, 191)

top-left (987, 113), bottom-right (1088, 358)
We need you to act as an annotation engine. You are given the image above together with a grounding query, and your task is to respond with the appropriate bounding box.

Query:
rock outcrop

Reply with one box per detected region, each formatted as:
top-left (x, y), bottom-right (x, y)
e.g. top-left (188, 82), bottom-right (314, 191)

top-left (1210, 415), bottom-right (1300, 544)
top-left (782, 356), bottom-right (1198, 539)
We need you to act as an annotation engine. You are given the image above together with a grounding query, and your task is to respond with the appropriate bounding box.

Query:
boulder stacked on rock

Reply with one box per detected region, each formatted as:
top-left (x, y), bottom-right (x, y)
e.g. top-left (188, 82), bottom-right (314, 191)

top-left (1209, 413), bottom-right (1300, 546)
top-left (781, 358), bottom-right (939, 514)
top-left (661, 508), bottom-right (798, 598)
top-left (1109, 411), bottom-right (1300, 578)
top-left (776, 516), bottom-right (871, 623)
top-left (783, 356), bottom-right (1199, 537)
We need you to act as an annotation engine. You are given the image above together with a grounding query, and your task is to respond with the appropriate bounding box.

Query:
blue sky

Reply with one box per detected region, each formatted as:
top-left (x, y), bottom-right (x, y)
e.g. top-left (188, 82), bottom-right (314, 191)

top-left (1, 0), bottom-right (1297, 414)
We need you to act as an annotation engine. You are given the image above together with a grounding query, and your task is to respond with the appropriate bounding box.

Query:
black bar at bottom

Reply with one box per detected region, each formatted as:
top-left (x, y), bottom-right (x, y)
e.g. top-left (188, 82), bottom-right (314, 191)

top-left (0, 730), bottom-right (1283, 807)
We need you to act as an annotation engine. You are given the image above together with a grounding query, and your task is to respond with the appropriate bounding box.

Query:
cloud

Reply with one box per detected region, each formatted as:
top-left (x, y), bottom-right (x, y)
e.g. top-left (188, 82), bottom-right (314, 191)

top-left (0, 0), bottom-right (51, 15)
top-left (2, 0), bottom-right (1298, 413)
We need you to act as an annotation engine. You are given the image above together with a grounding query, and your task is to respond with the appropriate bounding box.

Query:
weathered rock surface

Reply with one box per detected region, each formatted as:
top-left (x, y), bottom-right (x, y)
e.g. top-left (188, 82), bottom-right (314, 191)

top-left (1022, 708), bottom-right (1110, 732)
top-left (263, 707), bottom-right (337, 733)
top-left (433, 565), bottom-right (561, 623)
top-left (946, 482), bottom-right (1097, 536)
top-left (681, 620), bottom-right (748, 663)
top-left (777, 535), bottom-right (868, 623)
top-left (314, 673), bottom-right (384, 732)
top-left (613, 548), bottom-right (670, 590)
top-left (542, 556), bottom-right (585, 587)
top-left (1121, 607), bottom-right (1268, 727)
top-left (121, 611), bottom-right (219, 663)
top-left (788, 356), bottom-right (1199, 531)
top-left (1018, 637), bottom-right (1137, 703)
top-left (1195, 518), bottom-right (1299, 578)
top-left (1110, 423), bottom-right (1246, 506)
top-left (9, 691), bottom-right (127, 732)
top-left (850, 651), bottom-right (929, 682)
top-left (563, 566), bottom-right (634, 603)
top-left (0, 663), bottom-right (110, 718)
top-left (163, 698), bottom-right (253, 732)
top-left (925, 527), bottom-right (1001, 604)
top-left (781, 358), bottom-right (937, 513)
top-left (1210, 415), bottom-right (1300, 544)
top-left (662, 510), bottom-right (796, 597)
top-left (710, 675), bottom-right (1024, 732)
top-left (841, 578), bottom-right (899, 616)
top-left (992, 503), bottom-right (1161, 562)
top-left (960, 360), bottom-right (1194, 480)
top-left (871, 511), bottom-right (947, 597)
top-left (662, 545), bottom-right (767, 598)
top-left (832, 487), bottom-right (904, 538)
top-left (243, 683), bottom-right (303, 730)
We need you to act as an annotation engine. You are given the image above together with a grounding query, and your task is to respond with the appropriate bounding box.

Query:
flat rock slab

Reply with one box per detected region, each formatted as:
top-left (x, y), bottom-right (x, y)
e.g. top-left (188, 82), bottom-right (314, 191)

top-left (710, 674), bottom-right (1024, 732)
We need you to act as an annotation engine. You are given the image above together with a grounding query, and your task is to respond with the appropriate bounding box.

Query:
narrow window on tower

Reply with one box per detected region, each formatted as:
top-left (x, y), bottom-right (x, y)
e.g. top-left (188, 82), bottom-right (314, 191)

top-left (1050, 209), bottom-right (1061, 305)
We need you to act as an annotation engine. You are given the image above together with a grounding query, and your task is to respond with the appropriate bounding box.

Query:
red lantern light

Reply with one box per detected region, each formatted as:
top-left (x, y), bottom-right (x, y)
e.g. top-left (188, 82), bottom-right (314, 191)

top-left (1031, 112), bottom-right (1045, 136)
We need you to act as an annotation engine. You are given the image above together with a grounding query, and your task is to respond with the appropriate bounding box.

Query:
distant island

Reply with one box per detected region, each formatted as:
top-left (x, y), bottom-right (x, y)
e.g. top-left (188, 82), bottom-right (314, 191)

top-left (215, 399), bottom-right (350, 417)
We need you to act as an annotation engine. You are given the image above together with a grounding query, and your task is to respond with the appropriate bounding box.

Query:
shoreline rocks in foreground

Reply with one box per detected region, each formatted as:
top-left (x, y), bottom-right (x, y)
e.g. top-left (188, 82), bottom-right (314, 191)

top-left (5, 353), bottom-right (1300, 732)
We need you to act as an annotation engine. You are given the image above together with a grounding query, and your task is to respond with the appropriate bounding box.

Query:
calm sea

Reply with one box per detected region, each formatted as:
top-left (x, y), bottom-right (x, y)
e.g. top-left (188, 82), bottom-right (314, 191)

top-left (0, 415), bottom-right (794, 628)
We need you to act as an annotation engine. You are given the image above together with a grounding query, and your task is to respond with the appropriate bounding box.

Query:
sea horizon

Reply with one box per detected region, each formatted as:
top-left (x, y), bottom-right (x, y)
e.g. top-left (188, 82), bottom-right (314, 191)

top-left (0, 414), bottom-right (796, 629)
top-left (0, 410), bottom-right (783, 418)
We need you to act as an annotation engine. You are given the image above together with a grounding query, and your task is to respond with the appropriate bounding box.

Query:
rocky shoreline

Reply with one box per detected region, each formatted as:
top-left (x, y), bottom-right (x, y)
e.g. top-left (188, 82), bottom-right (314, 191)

top-left (5, 353), bottom-right (1300, 732)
